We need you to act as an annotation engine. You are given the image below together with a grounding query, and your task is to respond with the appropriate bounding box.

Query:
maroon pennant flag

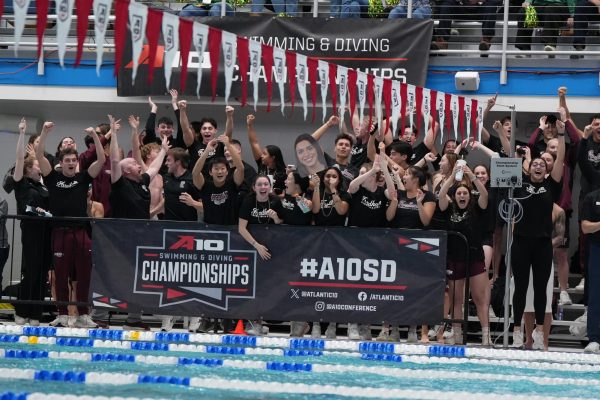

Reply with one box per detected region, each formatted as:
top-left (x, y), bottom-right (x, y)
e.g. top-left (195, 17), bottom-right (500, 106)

top-left (178, 18), bottom-right (193, 92)
top-left (114, 0), bottom-right (131, 76)
top-left (0, 0), bottom-right (3, 25)
top-left (208, 27), bottom-right (222, 102)
top-left (415, 86), bottom-right (423, 138)
top-left (145, 8), bottom-right (163, 85)
top-left (36, 0), bottom-right (50, 59)
top-left (347, 69), bottom-right (357, 129)
top-left (308, 57), bottom-right (318, 123)
top-left (286, 51), bottom-right (296, 113)
top-left (383, 79), bottom-right (392, 138)
top-left (471, 98), bottom-right (478, 137)
top-left (75, 0), bottom-right (93, 66)
top-left (367, 74), bottom-right (374, 127)
top-left (445, 92), bottom-right (452, 134)
top-left (328, 63), bottom-right (338, 116)
top-left (400, 83), bottom-right (407, 135)
top-left (237, 36), bottom-right (249, 107)
top-left (458, 96), bottom-right (465, 141)
top-left (430, 90), bottom-right (437, 130)
top-left (262, 44), bottom-right (274, 112)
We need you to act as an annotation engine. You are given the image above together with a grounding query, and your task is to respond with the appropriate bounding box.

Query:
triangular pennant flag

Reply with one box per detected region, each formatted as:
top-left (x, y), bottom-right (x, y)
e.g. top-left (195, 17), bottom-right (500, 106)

top-left (237, 36), bottom-right (249, 107)
top-left (407, 84), bottom-right (416, 131)
top-left (75, 0), bottom-right (93, 66)
top-left (458, 96), bottom-right (466, 141)
top-left (415, 86), bottom-right (423, 137)
top-left (356, 70), bottom-right (367, 128)
top-left (430, 89), bottom-right (437, 132)
top-left (471, 98), bottom-right (479, 141)
top-left (192, 22), bottom-right (208, 98)
top-left (328, 63), bottom-right (338, 116)
top-left (391, 80), bottom-right (401, 138)
top-left (208, 27), bottom-right (222, 102)
top-left (337, 65), bottom-right (348, 126)
top-left (162, 11), bottom-right (180, 91)
top-left (286, 51), bottom-right (297, 113)
top-left (0, 0), bottom-right (4, 24)
top-left (262, 44), bottom-right (274, 112)
top-left (451, 94), bottom-right (459, 140)
top-left (273, 47), bottom-right (286, 115)
top-left (249, 40), bottom-right (262, 110)
top-left (296, 53), bottom-right (308, 120)
top-left (383, 79), bottom-right (392, 138)
top-left (477, 100), bottom-right (484, 143)
top-left (94, 0), bottom-right (114, 76)
top-left (36, 0), bottom-right (50, 59)
top-left (422, 87), bottom-right (430, 137)
top-left (178, 18), bottom-right (193, 92)
top-left (221, 30), bottom-right (237, 105)
top-left (400, 83), bottom-right (407, 137)
top-left (128, 1), bottom-right (148, 82)
top-left (12, 0), bottom-right (32, 55)
top-left (374, 76), bottom-right (383, 134)
top-left (445, 92), bottom-right (452, 137)
top-left (437, 91), bottom-right (446, 144)
top-left (307, 57), bottom-right (318, 122)
top-left (145, 8), bottom-right (162, 85)
top-left (367, 74), bottom-right (374, 129)
top-left (464, 99), bottom-right (471, 140)
top-left (347, 69), bottom-right (357, 130)
top-left (318, 60), bottom-right (329, 122)
top-left (56, 0), bottom-right (76, 67)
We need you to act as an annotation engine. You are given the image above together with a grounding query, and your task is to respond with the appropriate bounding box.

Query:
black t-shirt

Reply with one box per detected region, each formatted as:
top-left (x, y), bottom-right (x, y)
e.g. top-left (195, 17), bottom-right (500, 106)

top-left (110, 174), bottom-right (151, 219)
top-left (13, 178), bottom-right (49, 216)
top-left (163, 171), bottom-right (200, 221)
top-left (446, 202), bottom-right (486, 262)
top-left (45, 170), bottom-right (93, 217)
top-left (349, 139), bottom-right (369, 171)
top-left (429, 183), bottom-right (448, 231)
top-left (411, 142), bottom-right (430, 165)
top-left (388, 189), bottom-right (436, 229)
top-left (581, 189), bottom-right (600, 244)
top-left (513, 175), bottom-right (562, 238)
top-left (255, 159), bottom-right (286, 196)
top-left (280, 194), bottom-right (313, 226)
top-left (348, 186), bottom-right (387, 228)
top-left (485, 135), bottom-right (527, 158)
top-left (199, 177), bottom-right (239, 225)
top-left (239, 195), bottom-right (284, 225)
top-left (325, 153), bottom-right (358, 188)
top-left (188, 141), bottom-right (225, 173)
top-left (472, 185), bottom-right (496, 234)
top-left (313, 189), bottom-right (351, 226)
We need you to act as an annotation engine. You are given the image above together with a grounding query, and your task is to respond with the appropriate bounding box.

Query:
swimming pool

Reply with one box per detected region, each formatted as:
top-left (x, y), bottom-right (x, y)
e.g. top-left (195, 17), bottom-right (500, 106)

top-left (0, 325), bottom-right (598, 399)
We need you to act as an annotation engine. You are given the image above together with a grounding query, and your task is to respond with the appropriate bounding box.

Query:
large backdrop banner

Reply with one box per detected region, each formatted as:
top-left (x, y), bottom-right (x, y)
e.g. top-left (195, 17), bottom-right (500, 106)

top-left (91, 219), bottom-right (447, 325)
top-left (117, 16), bottom-right (434, 97)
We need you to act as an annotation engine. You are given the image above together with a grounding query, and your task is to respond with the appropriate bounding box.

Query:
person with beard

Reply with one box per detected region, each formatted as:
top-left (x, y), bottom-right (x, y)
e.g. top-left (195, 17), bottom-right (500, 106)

top-left (36, 121), bottom-right (106, 329)
top-left (510, 119), bottom-right (565, 350)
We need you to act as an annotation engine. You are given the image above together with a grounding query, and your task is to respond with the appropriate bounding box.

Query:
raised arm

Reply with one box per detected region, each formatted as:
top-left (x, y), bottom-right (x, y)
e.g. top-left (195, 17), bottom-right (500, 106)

top-left (348, 165), bottom-right (377, 194)
top-left (246, 114), bottom-right (262, 161)
top-left (437, 172), bottom-right (456, 212)
top-left (146, 136), bottom-right (168, 180)
top-left (129, 115), bottom-right (148, 172)
top-left (551, 120), bottom-right (566, 183)
top-left (170, 89), bottom-right (186, 149)
top-left (178, 100), bottom-right (196, 148)
top-left (224, 106), bottom-right (234, 139)
top-left (466, 166), bottom-right (488, 209)
top-left (13, 118), bottom-right (27, 182)
top-left (85, 127), bottom-right (106, 179)
top-left (423, 118), bottom-right (439, 151)
top-left (493, 120), bottom-right (511, 156)
top-left (109, 115), bottom-right (123, 183)
top-left (367, 132), bottom-right (377, 162)
top-left (482, 95), bottom-right (497, 145)
top-left (35, 122), bottom-right (55, 177)
top-left (221, 135), bottom-right (244, 186)
top-left (192, 139), bottom-right (218, 190)
top-left (311, 115), bottom-right (340, 142)
top-left (379, 143), bottom-right (395, 200)
top-left (311, 175), bottom-right (322, 214)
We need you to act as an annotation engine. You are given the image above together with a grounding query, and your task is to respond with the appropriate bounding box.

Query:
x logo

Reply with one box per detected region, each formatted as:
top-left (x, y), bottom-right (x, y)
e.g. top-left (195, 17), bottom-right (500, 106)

top-left (290, 289), bottom-right (300, 299)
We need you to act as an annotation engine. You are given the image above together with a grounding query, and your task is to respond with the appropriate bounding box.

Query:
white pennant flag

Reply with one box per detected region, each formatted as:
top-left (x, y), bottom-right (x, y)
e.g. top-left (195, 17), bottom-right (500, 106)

top-left (192, 22), bottom-right (208, 98)
top-left (273, 47), bottom-right (286, 115)
top-left (296, 54), bottom-right (308, 120)
top-left (391, 80), bottom-right (401, 138)
top-left (407, 84), bottom-right (416, 130)
top-left (12, 0), bottom-right (32, 55)
top-left (477, 102), bottom-right (484, 143)
top-left (318, 60), bottom-right (329, 123)
top-left (465, 101), bottom-right (472, 140)
top-left (337, 66), bottom-right (348, 127)
top-left (128, 2), bottom-right (148, 82)
top-left (93, 0), bottom-right (113, 75)
top-left (221, 31), bottom-right (237, 106)
top-left (162, 12), bottom-right (179, 91)
top-left (356, 71), bottom-right (367, 127)
top-left (437, 92), bottom-right (446, 145)
top-left (451, 95), bottom-right (459, 140)
top-left (248, 39), bottom-right (262, 111)
top-left (422, 88), bottom-right (431, 136)
top-left (55, 0), bottom-right (75, 67)
top-left (374, 76), bottom-right (383, 135)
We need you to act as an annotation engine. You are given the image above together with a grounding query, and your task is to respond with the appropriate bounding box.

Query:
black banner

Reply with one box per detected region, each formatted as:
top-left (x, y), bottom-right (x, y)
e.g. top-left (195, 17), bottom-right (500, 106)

top-left (117, 16), bottom-right (434, 97)
top-left (91, 220), bottom-right (446, 324)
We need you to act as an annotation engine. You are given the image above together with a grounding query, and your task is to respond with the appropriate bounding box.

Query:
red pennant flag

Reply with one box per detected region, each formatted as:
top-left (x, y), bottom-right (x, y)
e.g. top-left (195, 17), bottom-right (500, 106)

top-left (415, 86), bottom-right (423, 138)
top-left (0, 0), bottom-right (3, 25)
top-left (145, 8), bottom-right (163, 85)
top-left (114, 0), bottom-right (131, 77)
top-left (347, 69), bottom-right (357, 129)
top-left (286, 51), bottom-right (296, 113)
top-left (36, 0), bottom-right (50, 59)
top-left (208, 27), bottom-right (222, 102)
top-left (471, 99), bottom-right (478, 137)
top-left (178, 19), bottom-right (193, 92)
top-left (367, 74), bottom-right (374, 127)
top-left (383, 79), bottom-right (392, 138)
top-left (308, 57), bottom-right (318, 123)
top-left (458, 96), bottom-right (465, 141)
top-left (400, 83), bottom-right (407, 135)
top-left (430, 90), bottom-right (437, 130)
top-left (75, 0), bottom-right (93, 66)
top-left (237, 36), bottom-right (249, 107)
top-left (328, 63), bottom-right (338, 116)
top-left (445, 92), bottom-right (452, 134)
top-left (262, 44), bottom-right (274, 112)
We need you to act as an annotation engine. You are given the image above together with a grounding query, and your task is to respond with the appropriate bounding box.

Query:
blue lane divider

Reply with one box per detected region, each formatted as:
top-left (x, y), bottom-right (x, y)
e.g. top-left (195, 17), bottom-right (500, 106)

top-left (22, 327), bottom-right (57, 337)
top-left (428, 345), bottom-right (466, 357)
top-left (137, 375), bottom-right (190, 385)
top-left (55, 338), bottom-right (94, 347)
top-left (358, 342), bottom-right (396, 354)
top-left (361, 353), bottom-right (403, 362)
top-left (0, 392), bottom-right (27, 400)
top-left (177, 357), bottom-right (223, 367)
top-left (5, 350), bottom-right (49, 359)
top-left (34, 370), bottom-right (86, 383)
top-left (130, 342), bottom-right (169, 351)
top-left (88, 330), bottom-right (124, 341)
top-left (90, 353), bottom-right (135, 363)
top-left (266, 361), bottom-right (312, 372)
top-left (205, 346), bottom-right (245, 355)
top-left (0, 335), bottom-right (20, 343)
top-left (289, 339), bottom-right (325, 350)
top-left (283, 350), bottom-right (323, 357)
top-left (154, 332), bottom-right (190, 343)
top-left (221, 335), bottom-right (257, 347)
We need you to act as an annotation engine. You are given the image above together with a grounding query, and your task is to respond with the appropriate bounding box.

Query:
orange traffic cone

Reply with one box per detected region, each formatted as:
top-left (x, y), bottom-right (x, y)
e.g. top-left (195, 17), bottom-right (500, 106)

top-left (230, 319), bottom-right (247, 335)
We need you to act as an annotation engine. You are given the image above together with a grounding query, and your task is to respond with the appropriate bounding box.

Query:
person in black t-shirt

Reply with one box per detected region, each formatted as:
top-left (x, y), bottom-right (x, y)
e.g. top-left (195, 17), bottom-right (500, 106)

top-left (510, 123), bottom-right (565, 350)
top-left (439, 164), bottom-right (491, 346)
top-left (193, 136), bottom-right (244, 225)
top-left (281, 172), bottom-right (312, 226)
top-left (311, 167), bottom-right (351, 227)
top-left (36, 121), bottom-right (106, 329)
top-left (226, 139), bottom-right (257, 197)
top-left (163, 148), bottom-right (201, 221)
top-left (386, 166), bottom-right (436, 229)
top-left (143, 91), bottom-right (186, 149)
top-left (246, 114), bottom-right (287, 195)
top-left (581, 188), bottom-right (600, 353)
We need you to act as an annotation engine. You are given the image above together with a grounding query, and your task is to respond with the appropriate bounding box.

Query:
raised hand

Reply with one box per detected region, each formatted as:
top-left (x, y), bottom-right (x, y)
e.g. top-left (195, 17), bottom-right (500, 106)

top-left (558, 107), bottom-right (567, 122)
top-left (225, 105), bottom-right (234, 116)
top-left (558, 86), bottom-right (567, 97)
top-left (177, 100), bottom-right (187, 109)
top-left (169, 89), bottom-right (178, 105)
top-left (161, 134), bottom-right (170, 152)
top-left (424, 152), bottom-right (437, 163)
top-left (42, 121), bottom-right (54, 133)
top-left (18, 117), bottom-right (26, 132)
top-left (108, 115), bottom-right (121, 133)
top-left (128, 115), bottom-right (140, 130)
top-left (148, 96), bottom-right (157, 112)
top-left (84, 127), bottom-right (95, 135)
top-left (247, 114), bottom-right (255, 126)
top-left (556, 119), bottom-right (566, 134)
top-left (416, 189), bottom-right (425, 204)
top-left (328, 115), bottom-right (340, 126)
top-left (206, 138), bottom-right (218, 152)
top-left (539, 115), bottom-right (548, 130)
top-left (217, 134), bottom-right (229, 145)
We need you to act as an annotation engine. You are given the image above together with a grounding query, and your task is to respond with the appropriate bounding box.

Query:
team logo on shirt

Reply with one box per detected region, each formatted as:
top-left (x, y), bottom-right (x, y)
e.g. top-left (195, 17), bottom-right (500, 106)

top-left (361, 196), bottom-right (382, 210)
top-left (525, 184), bottom-right (547, 195)
top-left (197, 148), bottom-right (217, 158)
top-left (134, 229), bottom-right (257, 310)
top-left (588, 150), bottom-right (600, 166)
top-left (211, 191), bottom-right (229, 205)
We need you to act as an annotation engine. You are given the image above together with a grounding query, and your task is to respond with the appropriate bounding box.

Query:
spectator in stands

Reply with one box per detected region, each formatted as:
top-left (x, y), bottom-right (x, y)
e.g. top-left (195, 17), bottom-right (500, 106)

top-left (179, 1), bottom-right (234, 17)
top-left (250, 0), bottom-right (298, 16)
top-left (581, 186), bottom-right (600, 353)
top-left (144, 91), bottom-right (185, 148)
top-left (36, 121), bottom-right (106, 329)
top-left (515, 0), bottom-right (574, 55)
top-left (388, 0), bottom-right (432, 19)
top-left (0, 196), bottom-right (8, 287)
top-left (430, 0), bottom-right (502, 56)
top-left (136, 144), bottom-right (165, 220)
top-left (511, 120), bottom-right (565, 350)
top-left (311, 167), bottom-right (351, 225)
top-left (246, 114), bottom-right (287, 195)
top-left (225, 139), bottom-right (257, 196)
top-left (280, 172), bottom-right (313, 226)
top-left (12, 118), bottom-right (51, 326)
top-left (79, 123), bottom-right (113, 216)
top-left (340, 0), bottom-right (369, 18)
top-left (571, 0), bottom-right (600, 58)
top-left (54, 136), bottom-right (77, 169)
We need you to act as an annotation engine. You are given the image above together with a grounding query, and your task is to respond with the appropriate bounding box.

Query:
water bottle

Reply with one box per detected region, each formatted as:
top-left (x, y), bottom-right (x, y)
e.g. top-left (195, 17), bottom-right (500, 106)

top-left (455, 159), bottom-right (467, 181)
top-left (556, 304), bottom-right (563, 321)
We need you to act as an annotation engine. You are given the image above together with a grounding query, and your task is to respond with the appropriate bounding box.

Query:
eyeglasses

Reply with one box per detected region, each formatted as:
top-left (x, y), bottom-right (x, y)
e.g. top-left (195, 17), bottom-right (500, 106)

top-left (530, 162), bottom-right (546, 168)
